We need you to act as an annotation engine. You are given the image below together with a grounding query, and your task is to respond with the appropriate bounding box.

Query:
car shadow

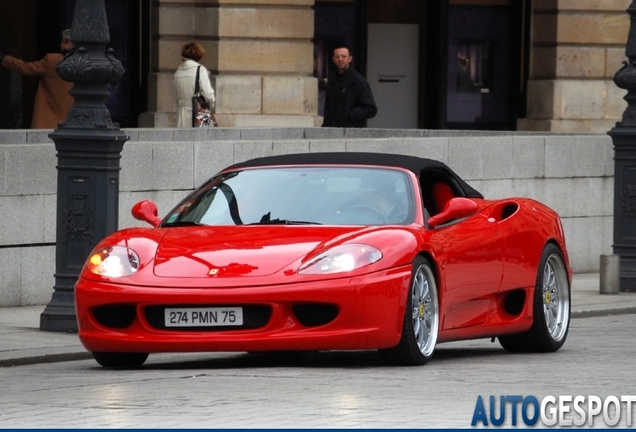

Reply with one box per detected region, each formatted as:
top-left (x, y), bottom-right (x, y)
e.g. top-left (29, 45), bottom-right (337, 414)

top-left (135, 345), bottom-right (508, 370)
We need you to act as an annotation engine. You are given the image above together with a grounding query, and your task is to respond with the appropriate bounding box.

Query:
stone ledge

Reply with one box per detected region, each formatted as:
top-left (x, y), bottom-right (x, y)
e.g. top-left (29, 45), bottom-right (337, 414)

top-left (533, 0), bottom-right (631, 12)
top-left (217, 114), bottom-right (316, 127)
top-left (518, 118), bottom-right (619, 133)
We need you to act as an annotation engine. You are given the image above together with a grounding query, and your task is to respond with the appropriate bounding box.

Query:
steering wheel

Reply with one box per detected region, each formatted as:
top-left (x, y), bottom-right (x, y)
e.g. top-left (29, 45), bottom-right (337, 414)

top-left (344, 204), bottom-right (389, 224)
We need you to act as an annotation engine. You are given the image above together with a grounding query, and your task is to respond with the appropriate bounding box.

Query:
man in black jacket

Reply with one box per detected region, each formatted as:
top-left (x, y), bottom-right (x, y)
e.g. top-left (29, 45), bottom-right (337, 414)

top-left (322, 45), bottom-right (377, 128)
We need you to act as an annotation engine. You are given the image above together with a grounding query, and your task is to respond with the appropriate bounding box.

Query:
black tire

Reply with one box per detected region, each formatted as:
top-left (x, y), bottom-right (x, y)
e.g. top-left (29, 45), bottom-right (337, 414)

top-left (499, 243), bottom-right (570, 353)
top-left (379, 256), bottom-right (439, 366)
top-left (92, 352), bottom-right (149, 368)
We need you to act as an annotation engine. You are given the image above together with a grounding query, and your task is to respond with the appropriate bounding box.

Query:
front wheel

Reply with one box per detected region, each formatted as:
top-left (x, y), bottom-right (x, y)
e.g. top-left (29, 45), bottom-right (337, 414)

top-left (92, 352), bottom-right (149, 368)
top-left (379, 256), bottom-right (439, 365)
top-left (499, 243), bottom-right (570, 353)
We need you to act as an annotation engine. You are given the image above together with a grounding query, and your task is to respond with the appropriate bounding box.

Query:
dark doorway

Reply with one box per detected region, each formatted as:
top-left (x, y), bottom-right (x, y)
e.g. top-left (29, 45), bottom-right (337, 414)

top-left (425, 0), bottom-right (528, 130)
top-left (0, 0), bottom-right (145, 129)
top-left (0, 1), bottom-right (39, 128)
top-left (314, 0), bottom-right (527, 131)
top-left (313, 0), bottom-right (362, 117)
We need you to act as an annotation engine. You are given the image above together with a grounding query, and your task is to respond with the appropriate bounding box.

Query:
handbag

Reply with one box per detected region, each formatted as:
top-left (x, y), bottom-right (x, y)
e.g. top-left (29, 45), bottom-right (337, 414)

top-left (192, 66), bottom-right (218, 127)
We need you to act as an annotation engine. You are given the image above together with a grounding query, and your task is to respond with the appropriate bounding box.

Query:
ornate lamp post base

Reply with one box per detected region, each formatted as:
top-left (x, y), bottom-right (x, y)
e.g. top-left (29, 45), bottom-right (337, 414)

top-left (40, 129), bottom-right (127, 332)
top-left (40, 292), bottom-right (77, 333)
top-left (609, 1), bottom-right (636, 292)
top-left (608, 126), bottom-right (636, 293)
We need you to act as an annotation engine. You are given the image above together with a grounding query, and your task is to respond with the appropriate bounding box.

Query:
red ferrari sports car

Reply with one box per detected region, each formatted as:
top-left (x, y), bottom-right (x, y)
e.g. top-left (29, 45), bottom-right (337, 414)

top-left (75, 152), bottom-right (571, 368)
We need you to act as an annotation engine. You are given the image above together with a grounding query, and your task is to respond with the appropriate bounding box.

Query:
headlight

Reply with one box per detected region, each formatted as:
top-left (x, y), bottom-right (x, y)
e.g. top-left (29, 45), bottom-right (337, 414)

top-left (298, 244), bottom-right (382, 275)
top-left (87, 246), bottom-right (140, 278)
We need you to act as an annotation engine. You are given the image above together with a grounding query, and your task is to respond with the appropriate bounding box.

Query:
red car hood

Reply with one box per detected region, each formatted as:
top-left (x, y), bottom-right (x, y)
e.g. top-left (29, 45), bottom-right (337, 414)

top-left (153, 226), bottom-right (365, 278)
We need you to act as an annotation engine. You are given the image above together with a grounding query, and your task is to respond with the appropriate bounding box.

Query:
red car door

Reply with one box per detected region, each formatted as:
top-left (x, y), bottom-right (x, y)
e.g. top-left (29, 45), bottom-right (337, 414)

top-left (430, 213), bottom-right (504, 330)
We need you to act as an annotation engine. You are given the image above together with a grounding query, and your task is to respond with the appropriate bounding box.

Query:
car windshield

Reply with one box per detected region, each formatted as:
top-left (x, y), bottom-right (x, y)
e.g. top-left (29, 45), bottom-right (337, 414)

top-left (163, 166), bottom-right (415, 226)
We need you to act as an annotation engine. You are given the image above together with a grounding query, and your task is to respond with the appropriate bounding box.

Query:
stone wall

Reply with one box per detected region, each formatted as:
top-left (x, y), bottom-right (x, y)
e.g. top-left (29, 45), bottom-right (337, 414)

top-left (519, 0), bottom-right (630, 132)
top-left (139, 0), bottom-right (318, 128)
top-left (0, 128), bottom-right (613, 306)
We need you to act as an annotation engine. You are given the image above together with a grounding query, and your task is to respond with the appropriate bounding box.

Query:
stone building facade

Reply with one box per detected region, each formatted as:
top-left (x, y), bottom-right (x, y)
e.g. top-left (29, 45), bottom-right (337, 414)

top-left (519, 0), bottom-right (631, 132)
top-left (0, 0), bottom-right (633, 132)
top-left (136, 0), bottom-right (632, 132)
top-left (138, 0), bottom-right (319, 128)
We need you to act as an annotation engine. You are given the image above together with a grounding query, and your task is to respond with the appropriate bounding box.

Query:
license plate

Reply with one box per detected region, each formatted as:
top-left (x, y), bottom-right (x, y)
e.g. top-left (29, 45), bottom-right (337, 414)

top-left (164, 307), bottom-right (243, 327)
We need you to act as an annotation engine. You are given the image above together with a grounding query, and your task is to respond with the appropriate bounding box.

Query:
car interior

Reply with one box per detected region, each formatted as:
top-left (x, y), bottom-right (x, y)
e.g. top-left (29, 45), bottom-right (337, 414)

top-left (419, 169), bottom-right (465, 216)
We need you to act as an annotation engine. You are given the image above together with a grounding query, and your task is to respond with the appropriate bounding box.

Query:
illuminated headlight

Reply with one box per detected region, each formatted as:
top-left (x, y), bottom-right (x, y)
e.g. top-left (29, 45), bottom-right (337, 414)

top-left (87, 246), bottom-right (140, 278)
top-left (298, 244), bottom-right (382, 275)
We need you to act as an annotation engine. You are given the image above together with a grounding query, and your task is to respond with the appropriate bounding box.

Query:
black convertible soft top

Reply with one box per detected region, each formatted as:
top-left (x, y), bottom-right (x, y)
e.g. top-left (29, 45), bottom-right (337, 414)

top-left (226, 152), bottom-right (483, 199)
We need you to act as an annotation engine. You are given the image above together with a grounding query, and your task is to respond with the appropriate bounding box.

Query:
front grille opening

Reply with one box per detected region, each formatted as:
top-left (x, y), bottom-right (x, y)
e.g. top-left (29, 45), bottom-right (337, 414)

top-left (93, 305), bottom-right (137, 329)
top-left (292, 304), bottom-right (339, 327)
top-left (503, 289), bottom-right (526, 317)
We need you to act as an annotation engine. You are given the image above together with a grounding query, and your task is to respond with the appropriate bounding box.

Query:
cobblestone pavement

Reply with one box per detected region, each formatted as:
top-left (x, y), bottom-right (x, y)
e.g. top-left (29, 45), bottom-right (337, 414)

top-left (0, 314), bottom-right (634, 428)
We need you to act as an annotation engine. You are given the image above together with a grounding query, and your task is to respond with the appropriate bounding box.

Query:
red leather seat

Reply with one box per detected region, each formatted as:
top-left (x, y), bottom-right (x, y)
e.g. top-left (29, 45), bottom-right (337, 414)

top-left (431, 182), bottom-right (455, 214)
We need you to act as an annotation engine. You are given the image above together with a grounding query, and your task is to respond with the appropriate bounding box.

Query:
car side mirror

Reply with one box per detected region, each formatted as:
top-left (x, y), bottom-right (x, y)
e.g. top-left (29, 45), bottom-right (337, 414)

top-left (131, 200), bottom-right (162, 228)
top-left (428, 197), bottom-right (478, 228)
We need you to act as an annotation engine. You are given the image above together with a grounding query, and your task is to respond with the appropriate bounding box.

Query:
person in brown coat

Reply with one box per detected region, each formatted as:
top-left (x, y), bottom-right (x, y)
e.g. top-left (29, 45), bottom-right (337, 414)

top-left (0, 29), bottom-right (74, 129)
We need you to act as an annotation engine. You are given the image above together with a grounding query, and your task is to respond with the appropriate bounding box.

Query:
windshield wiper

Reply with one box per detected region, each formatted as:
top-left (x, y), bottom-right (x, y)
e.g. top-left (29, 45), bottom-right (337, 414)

top-left (162, 221), bottom-right (206, 227)
top-left (246, 212), bottom-right (321, 225)
top-left (248, 218), bottom-right (322, 225)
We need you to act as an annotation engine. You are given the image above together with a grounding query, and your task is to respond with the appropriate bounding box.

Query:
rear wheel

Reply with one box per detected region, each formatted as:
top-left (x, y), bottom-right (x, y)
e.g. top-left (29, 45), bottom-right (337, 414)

top-left (499, 243), bottom-right (570, 353)
top-left (379, 256), bottom-right (439, 365)
top-left (92, 352), bottom-right (149, 368)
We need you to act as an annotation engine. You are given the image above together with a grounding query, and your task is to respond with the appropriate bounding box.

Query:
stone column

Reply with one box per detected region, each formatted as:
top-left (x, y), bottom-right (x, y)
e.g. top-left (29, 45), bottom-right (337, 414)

top-left (518, 0), bottom-right (631, 133)
top-left (138, 0), bottom-right (318, 128)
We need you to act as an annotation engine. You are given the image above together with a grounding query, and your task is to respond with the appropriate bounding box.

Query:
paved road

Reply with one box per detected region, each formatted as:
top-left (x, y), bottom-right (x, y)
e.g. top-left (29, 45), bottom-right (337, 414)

top-left (1, 314), bottom-right (634, 428)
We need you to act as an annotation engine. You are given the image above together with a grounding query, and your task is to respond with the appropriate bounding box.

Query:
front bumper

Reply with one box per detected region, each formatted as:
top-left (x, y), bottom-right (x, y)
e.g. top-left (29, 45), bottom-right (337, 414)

top-left (75, 266), bottom-right (412, 354)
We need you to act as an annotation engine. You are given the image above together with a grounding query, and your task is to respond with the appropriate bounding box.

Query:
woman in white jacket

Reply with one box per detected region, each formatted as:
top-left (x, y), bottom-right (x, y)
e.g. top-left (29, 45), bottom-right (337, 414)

top-left (172, 42), bottom-right (216, 128)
